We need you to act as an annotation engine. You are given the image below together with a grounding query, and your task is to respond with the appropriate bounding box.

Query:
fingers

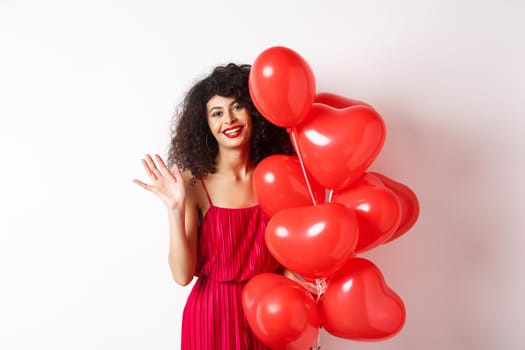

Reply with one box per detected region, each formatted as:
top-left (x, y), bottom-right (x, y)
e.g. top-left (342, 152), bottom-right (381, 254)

top-left (154, 154), bottom-right (174, 179)
top-left (133, 179), bottom-right (153, 191)
top-left (138, 153), bottom-right (180, 185)
top-left (150, 154), bottom-right (184, 184)
top-left (141, 154), bottom-right (169, 179)
top-left (145, 154), bottom-right (163, 178)
top-left (140, 158), bottom-right (157, 180)
top-left (171, 163), bottom-right (183, 182)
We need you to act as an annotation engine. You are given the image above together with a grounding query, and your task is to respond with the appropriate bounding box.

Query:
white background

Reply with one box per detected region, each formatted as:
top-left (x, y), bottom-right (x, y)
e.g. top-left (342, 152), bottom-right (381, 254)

top-left (1, 0), bottom-right (524, 349)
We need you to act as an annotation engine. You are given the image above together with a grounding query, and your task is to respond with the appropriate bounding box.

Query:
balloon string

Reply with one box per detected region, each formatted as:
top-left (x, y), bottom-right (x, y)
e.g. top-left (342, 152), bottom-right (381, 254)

top-left (327, 189), bottom-right (334, 203)
top-left (311, 278), bottom-right (327, 350)
top-left (312, 334), bottom-right (321, 350)
top-left (290, 129), bottom-right (317, 206)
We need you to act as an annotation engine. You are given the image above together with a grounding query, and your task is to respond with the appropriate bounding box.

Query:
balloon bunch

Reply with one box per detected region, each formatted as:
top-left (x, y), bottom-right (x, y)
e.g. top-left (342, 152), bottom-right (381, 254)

top-left (241, 46), bottom-right (420, 349)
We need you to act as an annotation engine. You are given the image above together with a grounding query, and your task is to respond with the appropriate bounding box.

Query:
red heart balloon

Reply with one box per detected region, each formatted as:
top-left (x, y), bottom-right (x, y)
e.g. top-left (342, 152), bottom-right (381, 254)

top-left (253, 155), bottom-right (326, 217)
top-left (243, 273), bottom-right (285, 315)
top-left (319, 258), bottom-right (406, 341)
top-left (249, 46), bottom-right (316, 128)
top-left (370, 172), bottom-right (419, 242)
top-left (294, 103), bottom-right (386, 191)
top-left (347, 171), bottom-right (385, 187)
top-left (333, 182), bottom-right (401, 254)
top-left (265, 203), bottom-right (359, 279)
top-left (315, 92), bottom-right (371, 109)
top-left (242, 273), bottom-right (320, 350)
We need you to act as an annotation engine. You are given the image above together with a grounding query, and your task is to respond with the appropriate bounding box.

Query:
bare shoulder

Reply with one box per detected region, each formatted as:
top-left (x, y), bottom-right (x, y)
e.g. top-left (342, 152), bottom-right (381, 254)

top-left (181, 170), bottom-right (196, 190)
top-left (181, 169), bottom-right (195, 185)
top-left (181, 170), bottom-right (199, 205)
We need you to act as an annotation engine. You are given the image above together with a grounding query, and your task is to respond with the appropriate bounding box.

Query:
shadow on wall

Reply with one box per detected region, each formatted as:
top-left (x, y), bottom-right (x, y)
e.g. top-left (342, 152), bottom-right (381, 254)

top-left (317, 100), bottom-right (509, 350)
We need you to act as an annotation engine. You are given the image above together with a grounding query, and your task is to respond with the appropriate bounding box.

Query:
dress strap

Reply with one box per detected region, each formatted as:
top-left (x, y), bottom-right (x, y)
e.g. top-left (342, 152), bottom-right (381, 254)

top-left (200, 178), bottom-right (213, 206)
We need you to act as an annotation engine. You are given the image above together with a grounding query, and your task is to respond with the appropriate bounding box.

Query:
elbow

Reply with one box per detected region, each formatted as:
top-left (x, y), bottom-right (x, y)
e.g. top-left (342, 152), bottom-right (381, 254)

top-left (169, 262), bottom-right (195, 286)
top-left (168, 254), bottom-right (196, 286)
top-left (173, 274), bottom-right (193, 286)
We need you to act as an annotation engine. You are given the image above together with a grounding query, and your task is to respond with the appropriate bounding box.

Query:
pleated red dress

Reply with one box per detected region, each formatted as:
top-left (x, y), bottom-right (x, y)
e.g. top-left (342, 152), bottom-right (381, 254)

top-left (181, 180), bottom-right (279, 350)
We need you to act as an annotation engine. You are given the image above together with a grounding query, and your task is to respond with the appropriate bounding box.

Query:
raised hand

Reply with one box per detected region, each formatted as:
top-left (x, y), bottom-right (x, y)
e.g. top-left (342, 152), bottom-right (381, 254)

top-left (133, 154), bottom-right (186, 210)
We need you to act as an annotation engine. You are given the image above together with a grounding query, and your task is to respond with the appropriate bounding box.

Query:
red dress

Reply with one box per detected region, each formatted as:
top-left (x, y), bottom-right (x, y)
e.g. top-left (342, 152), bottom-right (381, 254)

top-left (181, 180), bottom-right (279, 349)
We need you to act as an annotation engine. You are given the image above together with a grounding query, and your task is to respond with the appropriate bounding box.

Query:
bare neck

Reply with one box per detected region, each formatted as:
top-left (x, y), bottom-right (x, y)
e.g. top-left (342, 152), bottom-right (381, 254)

top-left (214, 147), bottom-right (253, 180)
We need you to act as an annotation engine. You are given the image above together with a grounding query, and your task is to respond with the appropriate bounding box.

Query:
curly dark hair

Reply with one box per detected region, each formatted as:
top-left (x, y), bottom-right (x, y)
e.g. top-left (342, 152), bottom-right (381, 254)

top-left (168, 63), bottom-right (295, 180)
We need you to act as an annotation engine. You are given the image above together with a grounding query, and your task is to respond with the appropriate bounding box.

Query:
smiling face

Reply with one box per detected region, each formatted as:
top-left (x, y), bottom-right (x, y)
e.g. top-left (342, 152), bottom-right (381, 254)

top-left (206, 95), bottom-right (253, 151)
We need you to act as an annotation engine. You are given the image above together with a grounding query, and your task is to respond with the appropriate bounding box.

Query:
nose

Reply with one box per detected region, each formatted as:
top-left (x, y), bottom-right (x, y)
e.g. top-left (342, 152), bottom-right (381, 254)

top-left (224, 110), bottom-right (237, 124)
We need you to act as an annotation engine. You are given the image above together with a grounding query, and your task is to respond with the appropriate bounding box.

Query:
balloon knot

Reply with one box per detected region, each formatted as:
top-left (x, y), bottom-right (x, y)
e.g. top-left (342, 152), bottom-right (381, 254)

top-left (315, 278), bottom-right (327, 302)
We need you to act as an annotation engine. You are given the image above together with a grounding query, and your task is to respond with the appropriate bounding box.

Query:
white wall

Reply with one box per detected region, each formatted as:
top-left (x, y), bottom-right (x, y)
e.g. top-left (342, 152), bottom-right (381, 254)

top-left (1, 0), bottom-right (523, 349)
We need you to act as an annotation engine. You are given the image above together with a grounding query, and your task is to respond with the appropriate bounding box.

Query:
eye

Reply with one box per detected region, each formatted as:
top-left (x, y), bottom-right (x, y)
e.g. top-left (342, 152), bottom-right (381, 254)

top-left (232, 102), bottom-right (244, 112)
top-left (211, 110), bottom-right (223, 118)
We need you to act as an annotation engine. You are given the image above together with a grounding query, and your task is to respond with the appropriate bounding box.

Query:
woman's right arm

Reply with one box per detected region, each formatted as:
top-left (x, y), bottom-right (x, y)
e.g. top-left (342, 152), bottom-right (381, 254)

top-left (134, 154), bottom-right (199, 286)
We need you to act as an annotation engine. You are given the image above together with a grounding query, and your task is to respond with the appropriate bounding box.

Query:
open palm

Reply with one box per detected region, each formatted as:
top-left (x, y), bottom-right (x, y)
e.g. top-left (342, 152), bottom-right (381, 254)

top-left (134, 154), bottom-right (186, 210)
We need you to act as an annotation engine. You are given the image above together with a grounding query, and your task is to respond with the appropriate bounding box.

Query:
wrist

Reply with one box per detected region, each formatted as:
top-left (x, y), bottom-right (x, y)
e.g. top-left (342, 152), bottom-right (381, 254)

top-left (167, 205), bottom-right (185, 218)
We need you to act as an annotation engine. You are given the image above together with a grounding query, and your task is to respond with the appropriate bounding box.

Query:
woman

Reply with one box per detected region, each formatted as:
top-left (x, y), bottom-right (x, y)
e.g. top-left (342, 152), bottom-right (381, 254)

top-left (134, 63), bottom-right (295, 349)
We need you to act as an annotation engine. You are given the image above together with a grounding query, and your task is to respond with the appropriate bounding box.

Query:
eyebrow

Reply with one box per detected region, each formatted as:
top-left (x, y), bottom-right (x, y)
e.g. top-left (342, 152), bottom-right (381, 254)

top-left (208, 100), bottom-right (238, 114)
top-left (208, 106), bottom-right (223, 113)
